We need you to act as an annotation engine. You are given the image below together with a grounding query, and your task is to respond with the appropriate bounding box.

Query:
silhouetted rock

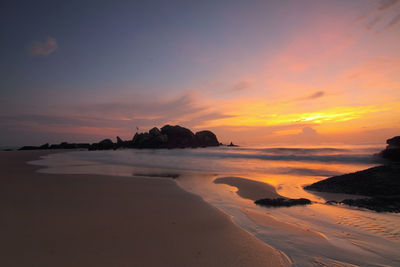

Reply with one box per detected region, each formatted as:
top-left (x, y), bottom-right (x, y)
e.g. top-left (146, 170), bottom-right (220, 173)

top-left (341, 196), bottom-right (400, 213)
top-left (149, 127), bottom-right (162, 137)
top-left (117, 136), bottom-right (124, 145)
top-left (255, 197), bottom-right (311, 207)
top-left (306, 136), bottom-right (400, 212)
top-left (76, 143), bottom-right (90, 149)
top-left (195, 130), bottom-right (219, 147)
top-left (304, 165), bottom-right (400, 196)
top-left (227, 142), bottom-right (238, 147)
top-left (39, 143), bottom-right (49, 149)
top-left (325, 200), bottom-right (339, 205)
top-left (387, 136), bottom-right (400, 147)
top-left (379, 148), bottom-right (400, 162)
top-left (89, 139), bottom-right (115, 150)
top-left (19, 146), bottom-right (40, 150)
top-left (133, 173), bottom-right (180, 179)
top-left (376, 136), bottom-right (400, 162)
top-left (17, 125), bottom-right (220, 151)
top-left (98, 139), bottom-right (114, 149)
top-left (56, 142), bottom-right (75, 149)
top-left (161, 125), bottom-right (197, 148)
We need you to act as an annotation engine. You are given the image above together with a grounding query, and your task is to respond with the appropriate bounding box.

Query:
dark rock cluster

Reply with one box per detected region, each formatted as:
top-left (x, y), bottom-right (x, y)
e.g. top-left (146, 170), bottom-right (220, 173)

top-left (128, 125), bottom-right (220, 149)
top-left (254, 197), bottom-right (311, 207)
top-left (304, 165), bottom-right (400, 196)
top-left (326, 196), bottom-right (400, 213)
top-left (305, 136), bottom-right (400, 212)
top-left (19, 142), bottom-right (90, 150)
top-left (19, 125), bottom-right (220, 151)
top-left (376, 136), bottom-right (400, 162)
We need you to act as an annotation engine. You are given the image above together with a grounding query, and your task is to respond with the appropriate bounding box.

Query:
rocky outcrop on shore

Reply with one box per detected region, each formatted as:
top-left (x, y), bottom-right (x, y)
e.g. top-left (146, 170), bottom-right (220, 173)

top-left (19, 142), bottom-right (90, 150)
top-left (255, 198), bottom-right (311, 208)
top-left (376, 136), bottom-right (400, 162)
top-left (326, 197), bottom-right (400, 213)
top-left (19, 125), bottom-right (220, 151)
top-left (304, 165), bottom-right (400, 196)
top-left (305, 136), bottom-right (400, 212)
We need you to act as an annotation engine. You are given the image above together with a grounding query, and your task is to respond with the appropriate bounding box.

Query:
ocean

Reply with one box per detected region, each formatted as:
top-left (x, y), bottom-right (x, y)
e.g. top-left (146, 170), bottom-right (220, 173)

top-left (30, 145), bottom-right (400, 266)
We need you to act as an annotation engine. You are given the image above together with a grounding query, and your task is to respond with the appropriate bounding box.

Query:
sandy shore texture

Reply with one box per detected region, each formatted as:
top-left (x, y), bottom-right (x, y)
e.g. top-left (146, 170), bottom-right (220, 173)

top-left (214, 176), bottom-right (282, 201)
top-left (0, 151), bottom-right (285, 267)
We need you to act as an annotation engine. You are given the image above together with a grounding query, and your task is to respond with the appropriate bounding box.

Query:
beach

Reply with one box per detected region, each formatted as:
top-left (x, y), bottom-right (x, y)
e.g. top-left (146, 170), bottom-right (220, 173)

top-left (0, 150), bottom-right (285, 267)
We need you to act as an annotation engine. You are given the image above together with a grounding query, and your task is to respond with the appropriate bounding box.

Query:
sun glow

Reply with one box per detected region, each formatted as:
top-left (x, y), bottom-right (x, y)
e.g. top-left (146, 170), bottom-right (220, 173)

top-left (201, 104), bottom-right (385, 129)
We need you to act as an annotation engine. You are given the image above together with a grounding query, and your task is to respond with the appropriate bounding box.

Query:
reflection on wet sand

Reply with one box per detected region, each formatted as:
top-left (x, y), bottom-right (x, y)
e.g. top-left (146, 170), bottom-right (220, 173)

top-left (30, 146), bottom-right (400, 266)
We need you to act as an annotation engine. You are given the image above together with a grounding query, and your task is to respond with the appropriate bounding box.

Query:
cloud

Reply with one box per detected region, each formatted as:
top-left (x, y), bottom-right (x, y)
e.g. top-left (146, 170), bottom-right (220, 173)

top-left (229, 81), bottom-right (252, 92)
top-left (29, 36), bottom-right (58, 56)
top-left (304, 91), bottom-right (325, 100)
top-left (382, 13), bottom-right (400, 31)
top-left (300, 126), bottom-right (318, 137)
top-left (358, 0), bottom-right (400, 32)
top-left (76, 93), bottom-right (206, 120)
top-left (283, 91), bottom-right (325, 103)
top-left (377, 0), bottom-right (399, 11)
top-left (366, 16), bottom-right (382, 30)
top-left (0, 92), bottom-right (233, 141)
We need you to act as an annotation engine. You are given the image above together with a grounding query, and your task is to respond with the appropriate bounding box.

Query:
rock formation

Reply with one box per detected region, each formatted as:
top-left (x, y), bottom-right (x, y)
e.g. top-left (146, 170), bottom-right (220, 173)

top-left (195, 130), bottom-right (219, 147)
top-left (304, 165), bottom-right (400, 196)
top-left (305, 136), bottom-right (400, 212)
top-left (255, 197), bottom-right (311, 207)
top-left (19, 125), bottom-right (220, 151)
top-left (377, 136), bottom-right (400, 162)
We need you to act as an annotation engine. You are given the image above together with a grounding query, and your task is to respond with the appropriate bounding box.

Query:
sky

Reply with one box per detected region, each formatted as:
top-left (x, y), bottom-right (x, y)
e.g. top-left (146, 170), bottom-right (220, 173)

top-left (0, 0), bottom-right (399, 146)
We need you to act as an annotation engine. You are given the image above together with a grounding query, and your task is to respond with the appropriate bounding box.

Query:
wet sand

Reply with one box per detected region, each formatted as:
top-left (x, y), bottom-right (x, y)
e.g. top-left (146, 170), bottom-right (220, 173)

top-left (214, 176), bottom-right (281, 201)
top-left (0, 150), bottom-right (285, 267)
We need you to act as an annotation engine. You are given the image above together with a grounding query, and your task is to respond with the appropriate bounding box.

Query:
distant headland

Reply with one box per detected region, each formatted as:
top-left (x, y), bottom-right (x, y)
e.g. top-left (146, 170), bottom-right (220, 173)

top-left (18, 125), bottom-right (225, 151)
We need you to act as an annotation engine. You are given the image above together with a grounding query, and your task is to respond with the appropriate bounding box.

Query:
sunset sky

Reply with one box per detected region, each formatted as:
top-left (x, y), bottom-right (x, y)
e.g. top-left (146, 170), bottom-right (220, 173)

top-left (1, 0), bottom-right (399, 146)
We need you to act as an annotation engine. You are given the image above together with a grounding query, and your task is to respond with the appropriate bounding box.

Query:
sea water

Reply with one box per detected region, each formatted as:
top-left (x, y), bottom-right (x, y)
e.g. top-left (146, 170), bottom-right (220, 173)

top-left (30, 145), bottom-right (400, 266)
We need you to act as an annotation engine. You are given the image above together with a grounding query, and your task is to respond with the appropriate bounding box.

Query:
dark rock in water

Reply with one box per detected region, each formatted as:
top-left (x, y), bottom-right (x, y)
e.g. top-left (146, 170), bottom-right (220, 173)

top-left (90, 139), bottom-right (115, 150)
top-left (59, 142), bottom-right (76, 149)
top-left (131, 130), bottom-right (167, 149)
top-left (76, 143), bottom-right (90, 149)
top-left (131, 132), bottom-right (151, 148)
top-left (341, 196), bottom-right (400, 213)
top-left (387, 136), bottom-right (400, 147)
top-left (116, 136), bottom-right (130, 148)
top-left (379, 147), bottom-right (400, 162)
top-left (161, 125), bottom-right (197, 148)
top-left (39, 143), bottom-right (49, 149)
top-left (99, 139), bottom-right (114, 148)
top-left (49, 144), bottom-right (60, 149)
top-left (195, 130), bottom-right (219, 147)
top-left (149, 127), bottom-right (162, 137)
top-left (325, 200), bottom-right (339, 205)
top-left (306, 135), bottom-right (400, 213)
top-left (227, 142), bottom-right (238, 147)
top-left (376, 136), bottom-right (400, 162)
top-left (133, 173), bottom-right (180, 179)
top-left (254, 197), bottom-right (311, 207)
top-left (19, 146), bottom-right (40, 150)
top-left (116, 136), bottom-right (124, 145)
top-left (17, 125), bottom-right (219, 151)
top-left (304, 165), bottom-right (400, 196)
top-left (128, 125), bottom-right (219, 149)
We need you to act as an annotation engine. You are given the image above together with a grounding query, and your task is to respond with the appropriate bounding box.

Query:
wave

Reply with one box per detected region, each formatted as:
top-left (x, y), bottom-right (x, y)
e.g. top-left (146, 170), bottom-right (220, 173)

top-left (181, 148), bottom-right (375, 163)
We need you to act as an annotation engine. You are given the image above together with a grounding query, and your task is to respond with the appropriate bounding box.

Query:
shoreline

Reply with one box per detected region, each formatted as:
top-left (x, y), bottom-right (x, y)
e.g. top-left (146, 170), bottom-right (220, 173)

top-left (0, 150), bottom-right (286, 266)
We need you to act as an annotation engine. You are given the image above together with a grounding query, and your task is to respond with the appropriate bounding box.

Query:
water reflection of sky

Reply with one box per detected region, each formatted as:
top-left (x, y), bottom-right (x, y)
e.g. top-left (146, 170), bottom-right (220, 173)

top-left (30, 146), bottom-right (400, 266)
